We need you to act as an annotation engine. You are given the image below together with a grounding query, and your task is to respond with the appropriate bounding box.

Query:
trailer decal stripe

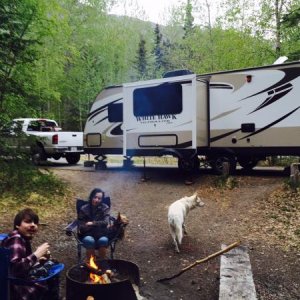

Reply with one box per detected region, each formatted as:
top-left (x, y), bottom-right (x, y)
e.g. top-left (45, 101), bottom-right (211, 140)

top-left (240, 67), bottom-right (298, 101)
top-left (211, 108), bottom-right (240, 121)
top-left (241, 106), bottom-right (300, 139)
top-left (87, 98), bottom-right (122, 121)
top-left (250, 87), bottom-right (292, 113)
top-left (94, 116), bottom-right (108, 125)
top-left (210, 106), bottom-right (300, 143)
top-left (88, 107), bottom-right (107, 121)
top-left (176, 141), bottom-right (193, 148)
top-left (210, 129), bottom-right (240, 143)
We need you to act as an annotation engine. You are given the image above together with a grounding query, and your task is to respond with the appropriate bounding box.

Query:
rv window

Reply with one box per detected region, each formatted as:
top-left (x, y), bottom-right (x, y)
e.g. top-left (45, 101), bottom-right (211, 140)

top-left (108, 103), bottom-right (123, 122)
top-left (133, 83), bottom-right (183, 117)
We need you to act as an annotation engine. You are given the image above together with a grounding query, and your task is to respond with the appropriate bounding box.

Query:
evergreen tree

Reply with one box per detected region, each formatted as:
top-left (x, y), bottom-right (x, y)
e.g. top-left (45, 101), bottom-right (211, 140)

top-left (282, 7), bottom-right (300, 60)
top-left (152, 24), bottom-right (163, 77)
top-left (183, 0), bottom-right (195, 38)
top-left (0, 0), bottom-right (39, 117)
top-left (134, 36), bottom-right (149, 79)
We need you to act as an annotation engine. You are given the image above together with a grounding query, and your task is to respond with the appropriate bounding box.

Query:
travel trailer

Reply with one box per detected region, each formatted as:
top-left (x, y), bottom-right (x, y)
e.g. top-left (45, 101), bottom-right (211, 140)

top-left (83, 61), bottom-right (300, 173)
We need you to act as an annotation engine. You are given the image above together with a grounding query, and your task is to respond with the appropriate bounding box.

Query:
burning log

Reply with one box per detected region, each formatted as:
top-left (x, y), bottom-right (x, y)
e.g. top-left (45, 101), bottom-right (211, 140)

top-left (81, 263), bottom-right (107, 276)
top-left (157, 241), bottom-right (241, 282)
top-left (83, 256), bottom-right (113, 284)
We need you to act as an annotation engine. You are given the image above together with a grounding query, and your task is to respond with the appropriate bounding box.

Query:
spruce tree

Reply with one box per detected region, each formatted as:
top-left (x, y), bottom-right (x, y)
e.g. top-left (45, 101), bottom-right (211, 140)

top-left (183, 0), bottom-right (194, 38)
top-left (134, 36), bottom-right (148, 80)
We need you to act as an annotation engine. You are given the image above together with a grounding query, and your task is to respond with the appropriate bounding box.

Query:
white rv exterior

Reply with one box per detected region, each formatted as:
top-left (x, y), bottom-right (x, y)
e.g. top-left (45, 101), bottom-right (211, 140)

top-left (84, 61), bottom-right (300, 173)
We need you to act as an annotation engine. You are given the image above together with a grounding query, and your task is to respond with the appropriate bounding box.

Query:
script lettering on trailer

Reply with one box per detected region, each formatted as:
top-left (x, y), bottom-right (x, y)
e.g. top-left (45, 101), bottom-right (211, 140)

top-left (136, 115), bottom-right (177, 124)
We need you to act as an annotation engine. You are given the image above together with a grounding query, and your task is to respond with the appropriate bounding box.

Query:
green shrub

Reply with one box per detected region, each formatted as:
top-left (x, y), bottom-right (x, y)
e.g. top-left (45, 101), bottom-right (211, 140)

top-left (0, 158), bottom-right (65, 200)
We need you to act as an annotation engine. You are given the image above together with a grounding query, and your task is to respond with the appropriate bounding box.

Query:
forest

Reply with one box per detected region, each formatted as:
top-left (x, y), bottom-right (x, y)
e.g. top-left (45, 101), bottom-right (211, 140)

top-left (0, 0), bottom-right (299, 131)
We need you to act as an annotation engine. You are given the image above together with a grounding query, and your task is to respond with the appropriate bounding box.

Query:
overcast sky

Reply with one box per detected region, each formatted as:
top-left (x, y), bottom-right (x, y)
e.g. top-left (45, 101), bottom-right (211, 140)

top-left (109, 0), bottom-right (220, 26)
top-left (109, 0), bottom-right (183, 25)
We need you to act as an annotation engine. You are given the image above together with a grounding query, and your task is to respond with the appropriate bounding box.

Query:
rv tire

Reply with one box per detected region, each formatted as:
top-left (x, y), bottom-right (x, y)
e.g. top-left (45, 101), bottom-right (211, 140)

top-left (210, 156), bottom-right (236, 175)
top-left (178, 156), bottom-right (200, 172)
top-left (238, 157), bottom-right (258, 170)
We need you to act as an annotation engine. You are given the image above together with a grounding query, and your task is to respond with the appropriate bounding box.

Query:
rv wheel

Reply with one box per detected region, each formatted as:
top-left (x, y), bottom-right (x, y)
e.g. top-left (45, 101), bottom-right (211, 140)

top-left (210, 156), bottom-right (236, 175)
top-left (238, 157), bottom-right (258, 170)
top-left (178, 156), bottom-right (200, 172)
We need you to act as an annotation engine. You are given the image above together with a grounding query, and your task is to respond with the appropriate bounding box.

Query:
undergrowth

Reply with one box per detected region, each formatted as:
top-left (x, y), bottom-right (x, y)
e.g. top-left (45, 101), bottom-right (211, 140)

top-left (0, 158), bottom-right (68, 215)
top-left (213, 175), bottom-right (238, 189)
top-left (252, 183), bottom-right (300, 251)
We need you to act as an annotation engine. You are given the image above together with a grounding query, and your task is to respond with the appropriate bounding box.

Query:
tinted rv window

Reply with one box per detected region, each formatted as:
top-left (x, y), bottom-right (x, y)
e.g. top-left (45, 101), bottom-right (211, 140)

top-left (133, 83), bottom-right (183, 117)
top-left (108, 103), bottom-right (123, 122)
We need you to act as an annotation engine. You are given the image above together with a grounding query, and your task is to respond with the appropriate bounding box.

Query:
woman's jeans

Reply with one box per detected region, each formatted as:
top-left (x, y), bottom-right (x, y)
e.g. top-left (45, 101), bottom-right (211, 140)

top-left (81, 236), bottom-right (109, 249)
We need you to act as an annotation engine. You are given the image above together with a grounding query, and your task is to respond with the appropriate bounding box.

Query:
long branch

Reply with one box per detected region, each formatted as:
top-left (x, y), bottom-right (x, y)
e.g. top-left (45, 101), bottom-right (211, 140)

top-left (157, 241), bottom-right (241, 282)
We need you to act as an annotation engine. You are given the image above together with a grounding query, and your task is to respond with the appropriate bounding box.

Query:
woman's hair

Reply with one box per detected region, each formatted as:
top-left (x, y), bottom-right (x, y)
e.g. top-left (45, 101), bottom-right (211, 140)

top-left (88, 188), bottom-right (104, 203)
top-left (88, 188), bottom-right (105, 217)
top-left (13, 208), bottom-right (39, 229)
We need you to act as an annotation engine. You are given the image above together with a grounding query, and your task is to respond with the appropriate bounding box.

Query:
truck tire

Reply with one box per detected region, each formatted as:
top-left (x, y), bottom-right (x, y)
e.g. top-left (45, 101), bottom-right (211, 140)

top-left (210, 156), bottom-right (236, 175)
top-left (65, 153), bottom-right (81, 165)
top-left (31, 146), bottom-right (47, 165)
top-left (52, 154), bottom-right (62, 160)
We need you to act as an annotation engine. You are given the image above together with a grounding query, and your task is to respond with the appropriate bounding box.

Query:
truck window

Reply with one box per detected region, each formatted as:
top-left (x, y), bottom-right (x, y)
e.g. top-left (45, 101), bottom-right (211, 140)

top-left (133, 83), bottom-right (183, 117)
top-left (27, 120), bottom-right (57, 131)
top-left (27, 121), bottom-right (41, 131)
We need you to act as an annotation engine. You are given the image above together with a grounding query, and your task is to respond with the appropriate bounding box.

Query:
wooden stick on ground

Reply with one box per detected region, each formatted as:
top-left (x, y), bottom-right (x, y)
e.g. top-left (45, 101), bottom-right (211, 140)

top-left (157, 241), bottom-right (241, 282)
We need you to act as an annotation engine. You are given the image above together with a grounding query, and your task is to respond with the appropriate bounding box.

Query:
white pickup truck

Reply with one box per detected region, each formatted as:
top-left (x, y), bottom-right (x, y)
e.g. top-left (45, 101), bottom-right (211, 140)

top-left (2, 118), bottom-right (83, 164)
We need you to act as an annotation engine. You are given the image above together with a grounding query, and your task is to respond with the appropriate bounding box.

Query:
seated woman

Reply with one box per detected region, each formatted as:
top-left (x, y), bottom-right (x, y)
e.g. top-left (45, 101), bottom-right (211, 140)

top-left (2, 208), bottom-right (60, 300)
top-left (77, 188), bottom-right (111, 260)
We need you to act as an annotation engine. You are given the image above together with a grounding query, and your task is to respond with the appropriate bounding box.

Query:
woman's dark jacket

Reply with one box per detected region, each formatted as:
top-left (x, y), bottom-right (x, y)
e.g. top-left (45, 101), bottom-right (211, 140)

top-left (77, 202), bottom-right (110, 240)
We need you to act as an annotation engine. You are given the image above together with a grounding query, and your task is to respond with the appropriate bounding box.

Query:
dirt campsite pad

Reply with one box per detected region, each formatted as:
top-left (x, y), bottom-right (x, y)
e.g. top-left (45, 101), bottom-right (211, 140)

top-left (1, 166), bottom-right (299, 299)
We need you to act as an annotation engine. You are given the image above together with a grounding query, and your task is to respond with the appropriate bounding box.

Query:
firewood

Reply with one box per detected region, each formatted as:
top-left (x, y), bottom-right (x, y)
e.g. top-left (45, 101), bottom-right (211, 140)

top-left (81, 263), bottom-right (106, 276)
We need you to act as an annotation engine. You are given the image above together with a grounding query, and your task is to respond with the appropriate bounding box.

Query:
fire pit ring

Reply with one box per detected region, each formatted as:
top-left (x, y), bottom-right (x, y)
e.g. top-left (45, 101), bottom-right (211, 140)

top-left (66, 259), bottom-right (140, 300)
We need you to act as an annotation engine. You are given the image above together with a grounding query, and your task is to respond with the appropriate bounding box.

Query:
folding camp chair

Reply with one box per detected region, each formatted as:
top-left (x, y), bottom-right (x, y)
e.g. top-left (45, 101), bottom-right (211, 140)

top-left (65, 197), bottom-right (123, 262)
top-left (0, 235), bottom-right (64, 300)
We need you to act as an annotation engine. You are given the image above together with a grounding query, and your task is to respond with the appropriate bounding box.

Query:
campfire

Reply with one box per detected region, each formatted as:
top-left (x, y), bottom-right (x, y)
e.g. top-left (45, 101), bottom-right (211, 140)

top-left (86, 255), bottom-right (111, 284)
top-left (66, 259), bottom-right (141, 300)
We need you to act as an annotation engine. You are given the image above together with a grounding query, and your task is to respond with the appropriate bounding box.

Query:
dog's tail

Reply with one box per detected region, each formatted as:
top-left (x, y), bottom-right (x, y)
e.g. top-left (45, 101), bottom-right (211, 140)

top-left (168, 217), bottom-right (183, 245)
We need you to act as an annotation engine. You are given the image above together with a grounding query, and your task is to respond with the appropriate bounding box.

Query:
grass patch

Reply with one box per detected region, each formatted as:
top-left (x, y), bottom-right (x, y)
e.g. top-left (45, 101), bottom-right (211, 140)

top-left (0, 159), bottom-right (70, 217)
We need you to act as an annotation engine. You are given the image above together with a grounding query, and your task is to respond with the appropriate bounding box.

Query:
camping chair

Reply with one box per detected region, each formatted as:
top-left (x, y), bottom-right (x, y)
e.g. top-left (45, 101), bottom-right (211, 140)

top-left (65, 197), bottom-right (124, 262)
top-left (0, 234), bottom-right (64, 300)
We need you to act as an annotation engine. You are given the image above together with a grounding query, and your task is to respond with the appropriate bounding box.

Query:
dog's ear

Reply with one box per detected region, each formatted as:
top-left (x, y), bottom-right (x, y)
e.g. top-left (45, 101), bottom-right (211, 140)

top-left (193, 191), bottom-right (198, 197)
top-left (117, 212), bottom-right (121, 221)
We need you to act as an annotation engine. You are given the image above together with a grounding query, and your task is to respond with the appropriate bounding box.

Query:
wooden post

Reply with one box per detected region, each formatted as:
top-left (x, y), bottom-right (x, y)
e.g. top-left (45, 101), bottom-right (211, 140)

top-left (222, 161), bottom-right (230, 177)
top-left (290, 163), bottom-right (300, 187)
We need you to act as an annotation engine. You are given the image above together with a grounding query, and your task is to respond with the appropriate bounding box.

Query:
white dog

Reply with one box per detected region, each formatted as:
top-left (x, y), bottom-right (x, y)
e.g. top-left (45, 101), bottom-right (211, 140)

top-left (168, 193), bottom-right (204, 253)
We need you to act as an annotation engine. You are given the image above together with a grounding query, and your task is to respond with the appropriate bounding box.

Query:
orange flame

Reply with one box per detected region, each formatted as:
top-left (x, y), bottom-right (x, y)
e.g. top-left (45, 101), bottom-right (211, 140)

top-left (88, 256), bottom-right (110, 284)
